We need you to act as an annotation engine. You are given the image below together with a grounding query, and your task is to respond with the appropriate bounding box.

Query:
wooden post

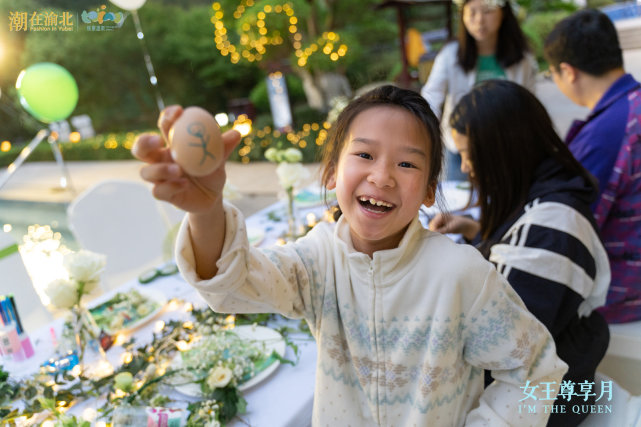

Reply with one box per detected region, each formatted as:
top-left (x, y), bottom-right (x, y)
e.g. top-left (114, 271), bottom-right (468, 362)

top-left (396, 4), bottom-right (412, 88)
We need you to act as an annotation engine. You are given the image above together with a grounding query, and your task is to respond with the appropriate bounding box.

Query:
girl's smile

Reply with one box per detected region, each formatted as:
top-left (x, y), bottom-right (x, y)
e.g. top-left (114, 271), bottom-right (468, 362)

top-left (327, 106), bottom-right (436, 256)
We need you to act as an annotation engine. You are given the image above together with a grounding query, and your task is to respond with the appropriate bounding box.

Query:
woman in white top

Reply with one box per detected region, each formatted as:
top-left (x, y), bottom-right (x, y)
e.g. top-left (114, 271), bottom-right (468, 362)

top-left (421, 0), bottom-right (537, 180)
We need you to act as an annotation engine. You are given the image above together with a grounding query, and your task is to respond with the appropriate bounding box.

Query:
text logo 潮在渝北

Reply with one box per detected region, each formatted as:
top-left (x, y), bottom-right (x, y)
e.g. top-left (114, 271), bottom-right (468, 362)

top-left (8, 10), bottom-right (75, 32)
top-left (81, 5), bottom-right (126, 32)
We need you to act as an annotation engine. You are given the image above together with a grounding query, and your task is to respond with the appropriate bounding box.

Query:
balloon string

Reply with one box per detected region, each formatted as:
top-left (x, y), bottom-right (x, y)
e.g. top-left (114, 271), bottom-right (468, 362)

top-left (132, 9), bottom-right (165, 112)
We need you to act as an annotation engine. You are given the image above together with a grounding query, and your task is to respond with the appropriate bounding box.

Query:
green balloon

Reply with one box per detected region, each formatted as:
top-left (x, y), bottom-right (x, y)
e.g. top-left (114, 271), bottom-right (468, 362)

top-left (16, 62), bottom-right (79, 123)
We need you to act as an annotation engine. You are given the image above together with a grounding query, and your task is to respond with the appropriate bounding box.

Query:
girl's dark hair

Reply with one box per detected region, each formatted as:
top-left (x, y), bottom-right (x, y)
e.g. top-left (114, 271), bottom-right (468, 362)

top-left (449, 80), bottom-right (596, 244)
top-left (321, 85), bottom-right (443, 207)
top-left (457, 0), bottom-right (530, 72)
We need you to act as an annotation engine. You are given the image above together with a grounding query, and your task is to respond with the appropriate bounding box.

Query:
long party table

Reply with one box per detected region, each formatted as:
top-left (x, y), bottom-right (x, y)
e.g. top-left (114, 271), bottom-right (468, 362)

top-left (5, 181), bottom-right (473, 426)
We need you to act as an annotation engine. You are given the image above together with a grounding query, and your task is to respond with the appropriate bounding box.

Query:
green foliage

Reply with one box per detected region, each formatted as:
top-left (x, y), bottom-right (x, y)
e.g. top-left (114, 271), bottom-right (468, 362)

top-left (292, 104), bottom-right (326, 127)
top-left (0, 1), bottom-right (261, 143)
top-left (0, 0), bottom-right (442, 151)
top-left (522, 10), bottom-right (575, 66)
top-left (586, 0), bottom-right (617, 8)
top-left (0, 132), bottom-right (142, 167)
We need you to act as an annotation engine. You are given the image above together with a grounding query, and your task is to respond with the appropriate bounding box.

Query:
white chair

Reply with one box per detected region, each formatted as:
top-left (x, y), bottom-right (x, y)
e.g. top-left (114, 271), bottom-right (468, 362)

top-left (0, 231), bottom-right (53, 333)
top-left (579, 372), bottom-right (641, 427)
top-left (597, 321), bottom-right (641, 396)
top-left (67, 179), bottom-right (184, 291)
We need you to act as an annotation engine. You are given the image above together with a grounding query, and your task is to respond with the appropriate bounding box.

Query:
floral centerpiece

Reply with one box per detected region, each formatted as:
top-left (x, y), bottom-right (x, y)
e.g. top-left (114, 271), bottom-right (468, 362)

top-left (264, 147), bottom-right (310, 241)
top-left (44, 249), bottom-right (107, 371)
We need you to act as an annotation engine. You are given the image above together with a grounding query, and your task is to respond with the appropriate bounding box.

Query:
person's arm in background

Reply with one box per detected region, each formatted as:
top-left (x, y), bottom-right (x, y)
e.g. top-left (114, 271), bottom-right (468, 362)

top-left (420, 43), bottom-right (455, 119)
top-left (429, 213), bottom-right (480, 242)
top-left (521, 52), bottom-right (538, 93)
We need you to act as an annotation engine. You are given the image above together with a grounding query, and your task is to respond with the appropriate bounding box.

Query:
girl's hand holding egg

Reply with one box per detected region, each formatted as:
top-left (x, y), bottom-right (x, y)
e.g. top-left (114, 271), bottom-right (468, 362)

top-left (132, 105), bottom-right (241, 214)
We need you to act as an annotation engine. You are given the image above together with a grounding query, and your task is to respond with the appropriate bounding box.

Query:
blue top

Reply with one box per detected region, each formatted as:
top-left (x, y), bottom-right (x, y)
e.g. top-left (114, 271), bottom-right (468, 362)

top-left (565, 74), bottom-right (640, 202)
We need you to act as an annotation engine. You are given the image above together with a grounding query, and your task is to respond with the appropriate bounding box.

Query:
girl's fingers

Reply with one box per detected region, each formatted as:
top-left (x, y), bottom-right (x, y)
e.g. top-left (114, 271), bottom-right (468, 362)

top-left (151, 180), bottom-right (189, 202)
top-left (157, 105), bottom-right (184, 143)
top-left (222, 129), bottom-right (242, 160)
top-left (139, 162), bottom-right (184, 183)
top-left (428, 214), bottom-right (447, 231)
top-left (132, 134), bottom-right (173, 164)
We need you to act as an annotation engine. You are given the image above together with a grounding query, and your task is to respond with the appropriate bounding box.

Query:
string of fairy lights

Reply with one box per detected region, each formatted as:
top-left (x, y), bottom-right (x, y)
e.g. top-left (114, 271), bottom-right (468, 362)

top-left (211, 0), bottom-right (348, 67)
top-left (0, 122), bottom-right (330, 165)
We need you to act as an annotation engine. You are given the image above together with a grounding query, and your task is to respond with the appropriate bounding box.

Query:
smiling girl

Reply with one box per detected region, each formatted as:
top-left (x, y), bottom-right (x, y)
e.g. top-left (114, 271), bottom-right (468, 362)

top-left (133, 85), bottom-right (566, 426)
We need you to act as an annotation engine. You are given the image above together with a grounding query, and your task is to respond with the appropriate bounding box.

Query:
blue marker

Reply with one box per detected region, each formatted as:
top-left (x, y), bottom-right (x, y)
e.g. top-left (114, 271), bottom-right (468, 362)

top-left (8, 295), bottom-right (24, 334)
top-left (0, 297), bottom-right (8, 325)
top-left (5, 296), bottom-right (21, 334)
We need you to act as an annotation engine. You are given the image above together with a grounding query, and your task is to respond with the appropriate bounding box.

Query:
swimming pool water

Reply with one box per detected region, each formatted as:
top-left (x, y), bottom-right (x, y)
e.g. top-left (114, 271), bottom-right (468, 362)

top-left (0, 199), bottom-right (79, 249)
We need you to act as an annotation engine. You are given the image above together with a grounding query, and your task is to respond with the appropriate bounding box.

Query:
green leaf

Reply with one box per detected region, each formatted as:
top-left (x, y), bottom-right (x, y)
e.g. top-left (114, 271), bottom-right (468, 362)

top-left (211, 386), bottom-right (241, 423)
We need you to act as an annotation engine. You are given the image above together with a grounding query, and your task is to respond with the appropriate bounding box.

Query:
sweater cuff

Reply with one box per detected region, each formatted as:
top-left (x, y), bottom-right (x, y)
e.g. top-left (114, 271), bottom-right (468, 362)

top-left (175, 201), bottom-right (250, 294)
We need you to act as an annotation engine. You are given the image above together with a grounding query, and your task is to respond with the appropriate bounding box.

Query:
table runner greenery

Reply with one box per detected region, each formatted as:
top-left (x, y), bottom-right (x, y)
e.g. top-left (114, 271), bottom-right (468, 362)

top-left (0, 304), bottom-right (311, 426)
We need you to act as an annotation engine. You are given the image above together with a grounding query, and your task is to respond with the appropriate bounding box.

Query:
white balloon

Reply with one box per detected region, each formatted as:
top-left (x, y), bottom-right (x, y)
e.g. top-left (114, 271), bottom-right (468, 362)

top-left (109, 0), bottom-right (146, 11)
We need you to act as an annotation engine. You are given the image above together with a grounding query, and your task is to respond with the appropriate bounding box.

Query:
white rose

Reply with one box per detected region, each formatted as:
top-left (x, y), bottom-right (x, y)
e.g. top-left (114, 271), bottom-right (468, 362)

top-left (64, 250), bottom-right (106, 283)
top-left (283, 147), bottom-right (303, 163)
top-left (276, 162), bottom-right (310, 190)
top-left (45, 278), bottom-right (79, 309)
top-left (206, 366), bottom-right (232, 389)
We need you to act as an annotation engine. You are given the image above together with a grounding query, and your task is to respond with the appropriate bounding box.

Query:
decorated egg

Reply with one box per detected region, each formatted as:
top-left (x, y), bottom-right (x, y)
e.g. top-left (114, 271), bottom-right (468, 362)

top-left (168, 106), bottom-right (223, 176)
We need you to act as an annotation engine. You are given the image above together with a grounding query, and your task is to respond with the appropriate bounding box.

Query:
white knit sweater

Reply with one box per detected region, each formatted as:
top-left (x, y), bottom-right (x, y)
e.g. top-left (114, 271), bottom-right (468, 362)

top-left (176, 203), bottom-right (567, 426)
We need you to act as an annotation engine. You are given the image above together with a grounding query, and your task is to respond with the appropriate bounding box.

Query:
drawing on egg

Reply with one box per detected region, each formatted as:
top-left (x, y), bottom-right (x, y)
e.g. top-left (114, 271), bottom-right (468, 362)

top-left (186, 123), bottom-right (217, 166)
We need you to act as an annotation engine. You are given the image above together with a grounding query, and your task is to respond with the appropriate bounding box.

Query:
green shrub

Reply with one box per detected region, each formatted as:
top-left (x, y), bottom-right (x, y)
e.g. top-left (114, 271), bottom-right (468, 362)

top-left (522, 10), bottom-right (575, 66)
top-left (0, 132), bottom-right (140, 167)
top-left (292, 104), bottom-right (326, 128)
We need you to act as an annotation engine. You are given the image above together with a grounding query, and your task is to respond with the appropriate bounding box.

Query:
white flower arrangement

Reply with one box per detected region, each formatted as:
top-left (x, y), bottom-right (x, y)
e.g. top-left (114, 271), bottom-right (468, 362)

top-left (276, 162), bottom-right (310, 190)
top-left (265, 146), bottom-right (311, 240)
top-left (206, 366), bottom-right (233, 389)
top-left (177, 329), bottom-right (271, 394)
top-left (44, 249), bottom-right (106, 309)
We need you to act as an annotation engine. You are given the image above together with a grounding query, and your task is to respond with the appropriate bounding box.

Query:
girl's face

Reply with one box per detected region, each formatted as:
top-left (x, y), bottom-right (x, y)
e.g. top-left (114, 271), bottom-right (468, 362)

top-left (452, 129), bottom-right (475, 178)
top-left (462, 0), bottom-right (503, 44)
top-left (327, 106), bottom-right (436, 256)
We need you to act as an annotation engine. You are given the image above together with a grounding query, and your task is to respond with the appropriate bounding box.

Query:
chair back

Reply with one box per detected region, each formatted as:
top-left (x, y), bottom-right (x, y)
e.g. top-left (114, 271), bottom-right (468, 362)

top-left (67, 179), bottom-right (182, 290)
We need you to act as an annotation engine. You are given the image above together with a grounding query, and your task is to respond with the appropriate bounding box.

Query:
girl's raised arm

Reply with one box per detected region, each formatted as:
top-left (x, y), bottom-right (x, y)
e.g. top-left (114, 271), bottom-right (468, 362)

top-left (132, 105), bottom-right (241, 279)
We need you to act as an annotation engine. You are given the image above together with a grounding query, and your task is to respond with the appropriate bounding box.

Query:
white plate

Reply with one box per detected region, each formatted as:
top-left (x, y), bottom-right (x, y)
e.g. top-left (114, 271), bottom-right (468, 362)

top-left (89, 289), bottom-right (166, 335)
top-left (171, 325), bottom-right (286, 396)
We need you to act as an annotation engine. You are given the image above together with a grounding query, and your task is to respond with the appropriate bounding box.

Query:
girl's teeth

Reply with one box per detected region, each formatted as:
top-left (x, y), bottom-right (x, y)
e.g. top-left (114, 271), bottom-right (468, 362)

top-left (370, 198), bottom-right (376, 205)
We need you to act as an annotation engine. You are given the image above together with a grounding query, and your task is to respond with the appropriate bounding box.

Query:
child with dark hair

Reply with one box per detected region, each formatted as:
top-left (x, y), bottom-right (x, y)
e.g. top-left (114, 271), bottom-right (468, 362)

top-left (133, 85), bottom-right (566, 425)
top-left (421, 0), bottom-right (536, 180)
top-left (544, 9), bottom-right (641, 323)
top-left (430, 79), bottom-right (610, 426)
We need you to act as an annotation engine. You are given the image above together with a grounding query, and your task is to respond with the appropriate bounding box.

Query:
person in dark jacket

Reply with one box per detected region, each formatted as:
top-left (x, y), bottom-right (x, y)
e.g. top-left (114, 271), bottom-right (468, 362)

top-left (429, 80), bottom-right (610, 426)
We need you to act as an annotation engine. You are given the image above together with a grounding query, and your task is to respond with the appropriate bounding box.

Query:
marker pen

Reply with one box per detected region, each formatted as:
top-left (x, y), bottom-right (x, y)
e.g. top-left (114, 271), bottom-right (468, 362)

top-left (0, 297), bottom-right (24, 361)
top-left (7, 295), bottom-right (34, 358)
